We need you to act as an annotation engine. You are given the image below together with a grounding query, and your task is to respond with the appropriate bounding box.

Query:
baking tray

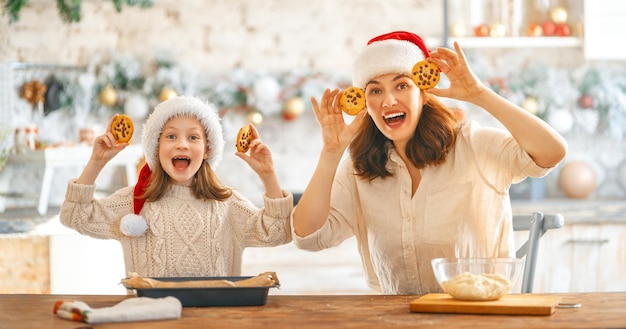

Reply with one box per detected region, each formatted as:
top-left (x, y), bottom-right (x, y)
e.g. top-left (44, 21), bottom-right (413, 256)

top-left (128, 276), bottom-right (278, 307)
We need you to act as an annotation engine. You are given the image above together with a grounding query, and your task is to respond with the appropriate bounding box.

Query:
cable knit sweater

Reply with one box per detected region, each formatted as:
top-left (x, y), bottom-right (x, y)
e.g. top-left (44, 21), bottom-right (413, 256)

top-left (60, 180), bottom-right (293, 277)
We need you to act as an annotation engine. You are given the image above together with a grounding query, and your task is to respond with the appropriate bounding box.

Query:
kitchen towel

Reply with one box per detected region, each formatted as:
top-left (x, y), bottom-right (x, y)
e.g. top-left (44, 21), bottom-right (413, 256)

top-left (53, 296), bottom-right (182, 324)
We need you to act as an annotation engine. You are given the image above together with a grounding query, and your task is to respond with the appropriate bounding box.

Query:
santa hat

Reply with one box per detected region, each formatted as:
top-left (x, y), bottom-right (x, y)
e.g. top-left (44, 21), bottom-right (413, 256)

top-left (120, 96), bottom-right (224, 237)
top-left (352, 31), bottom-right (431, 89)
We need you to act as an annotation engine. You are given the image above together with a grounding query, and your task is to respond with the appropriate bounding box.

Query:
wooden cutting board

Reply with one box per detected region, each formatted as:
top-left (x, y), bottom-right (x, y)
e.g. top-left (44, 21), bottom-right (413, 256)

top-left (410, 293), bottom-right (563, 315)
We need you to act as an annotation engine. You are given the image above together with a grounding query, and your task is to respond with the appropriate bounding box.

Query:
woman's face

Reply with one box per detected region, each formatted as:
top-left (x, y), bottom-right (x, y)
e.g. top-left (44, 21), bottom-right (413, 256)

top-left (364, 73), bottom-right (424, 146)
top-left (158, 115), bottom-right (209, 186)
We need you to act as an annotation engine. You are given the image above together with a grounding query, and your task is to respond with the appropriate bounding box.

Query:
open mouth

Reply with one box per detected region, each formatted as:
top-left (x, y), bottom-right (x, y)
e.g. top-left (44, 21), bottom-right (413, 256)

top-left (383, 112), bottom-right (405, 126)
top-left (172, 157), bottom-right (190, 169)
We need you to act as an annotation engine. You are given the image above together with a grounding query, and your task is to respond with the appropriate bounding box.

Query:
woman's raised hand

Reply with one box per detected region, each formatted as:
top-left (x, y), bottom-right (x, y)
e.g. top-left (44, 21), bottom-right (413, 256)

top-left (427, 42), bottom-right (487, 102)
top-left (310, 88), bottom-right (367, 154)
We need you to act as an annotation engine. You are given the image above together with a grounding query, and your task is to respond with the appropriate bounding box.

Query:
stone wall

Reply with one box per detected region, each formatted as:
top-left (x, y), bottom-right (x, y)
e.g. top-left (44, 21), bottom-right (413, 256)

top-left (0, 0), bottom-right (441, 71)
top-left (0, 234), bottom-right (49, 293)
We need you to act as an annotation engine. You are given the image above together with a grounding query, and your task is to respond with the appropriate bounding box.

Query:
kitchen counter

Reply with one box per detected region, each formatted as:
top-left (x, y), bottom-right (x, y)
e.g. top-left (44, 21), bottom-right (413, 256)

top-left (0, 144), bottom-right (144, 216)
top-left (513, 198), bottom-right (626, 224)
top-left (1, 292), bottom-right (624, 328)
top-left (513, 199), bottom-right (626, 293)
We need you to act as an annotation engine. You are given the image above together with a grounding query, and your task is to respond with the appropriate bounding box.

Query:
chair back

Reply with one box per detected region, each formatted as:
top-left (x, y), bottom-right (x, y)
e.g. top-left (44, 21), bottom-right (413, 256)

top-left (513, 212), bottom-right (564, 293)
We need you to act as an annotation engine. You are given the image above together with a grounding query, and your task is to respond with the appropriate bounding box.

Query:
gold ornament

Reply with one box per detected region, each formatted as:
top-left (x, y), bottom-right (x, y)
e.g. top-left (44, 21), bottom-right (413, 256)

top-left (283, 97), bottom-right (306, 120)
top-left (489, 24), bottom-right (506, 37)
top-left (550, 7), bottom-right (568, 24)
top-left (521, 96), bottom-right (539, 115)
top-left (99, 84), bottom-right (118, 107)
top-left (450, 22), bottom-right (467, 37)
top-left (246, 111), bottom-right (264, 125)
top-left (159, 87), bottom-right (178, 102)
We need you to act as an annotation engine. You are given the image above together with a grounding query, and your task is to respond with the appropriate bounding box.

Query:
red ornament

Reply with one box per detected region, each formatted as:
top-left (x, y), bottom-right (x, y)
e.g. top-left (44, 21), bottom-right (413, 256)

top-left (577, 94), bottom-right (593, 109)
top-left (282, 111), bottom-right (298, 121)
top-left (541, 20), bottom-right (557, 36)
top-left (474, 24), bottom-right (490, 37)
top-left (556, 23), bottom-right (571, 37)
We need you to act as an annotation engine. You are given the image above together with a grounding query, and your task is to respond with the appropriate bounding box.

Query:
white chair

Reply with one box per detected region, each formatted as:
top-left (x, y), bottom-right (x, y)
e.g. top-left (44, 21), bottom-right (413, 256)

top-left (513, 212), bottom-right (565, 293)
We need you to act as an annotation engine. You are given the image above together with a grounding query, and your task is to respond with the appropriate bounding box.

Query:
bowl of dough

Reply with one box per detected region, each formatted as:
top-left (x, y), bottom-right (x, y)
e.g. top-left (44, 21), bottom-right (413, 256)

top-left (431, 258), bottom-right (524, 301)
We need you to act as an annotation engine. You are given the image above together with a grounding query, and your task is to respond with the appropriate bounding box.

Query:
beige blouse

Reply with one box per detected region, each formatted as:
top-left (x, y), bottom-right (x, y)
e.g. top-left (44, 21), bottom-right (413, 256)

top-left (293, 121), bottom-right (555, 294)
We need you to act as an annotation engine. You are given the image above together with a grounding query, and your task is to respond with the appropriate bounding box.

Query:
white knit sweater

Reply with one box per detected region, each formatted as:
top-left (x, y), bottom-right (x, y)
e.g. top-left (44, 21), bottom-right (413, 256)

top-left (60, 180), bottom-right (293, 277)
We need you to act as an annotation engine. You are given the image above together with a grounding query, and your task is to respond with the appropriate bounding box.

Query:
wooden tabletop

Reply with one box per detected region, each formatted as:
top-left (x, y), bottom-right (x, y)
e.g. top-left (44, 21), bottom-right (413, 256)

top-left (1, 292), bottom-right (625, 329)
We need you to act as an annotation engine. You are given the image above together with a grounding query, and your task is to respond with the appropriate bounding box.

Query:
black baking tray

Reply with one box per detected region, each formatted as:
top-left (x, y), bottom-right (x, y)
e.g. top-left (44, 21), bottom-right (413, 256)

top-left (128, 276), bottom-right (278, 307)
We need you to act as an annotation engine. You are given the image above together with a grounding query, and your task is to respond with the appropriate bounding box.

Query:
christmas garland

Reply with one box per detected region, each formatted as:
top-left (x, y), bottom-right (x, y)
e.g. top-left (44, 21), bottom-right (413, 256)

top-left (3, 0), bottom-right (153, 24)
top-left (0, 124), bottom-right (10, 173)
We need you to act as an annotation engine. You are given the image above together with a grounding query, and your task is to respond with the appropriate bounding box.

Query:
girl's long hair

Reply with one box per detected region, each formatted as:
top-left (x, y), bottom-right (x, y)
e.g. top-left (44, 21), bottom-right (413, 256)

top-left (350, 93), bottom-right (461, 180)
top-left (140, 160), bottom-right (233, 202)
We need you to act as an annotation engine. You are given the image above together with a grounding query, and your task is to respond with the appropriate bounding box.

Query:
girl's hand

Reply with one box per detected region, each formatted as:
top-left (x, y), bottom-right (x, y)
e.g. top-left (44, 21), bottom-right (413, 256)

top-left (235, 124), bottom-right (275, 176)
top-left (310, 88), bottom-right (366, 154)
top-left (426, 41), bottom-right (487, 102)
top-left (90, 114), bottom-right (129, 164)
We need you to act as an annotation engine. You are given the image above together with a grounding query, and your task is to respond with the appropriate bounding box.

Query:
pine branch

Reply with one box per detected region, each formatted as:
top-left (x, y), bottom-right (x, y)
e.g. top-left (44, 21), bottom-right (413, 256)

top-left (4, 0), bottom-right (154, 24)
top-left (3, 0), bottom-right (28, 23)
top-left (57, 0), bottom-right (81, 23)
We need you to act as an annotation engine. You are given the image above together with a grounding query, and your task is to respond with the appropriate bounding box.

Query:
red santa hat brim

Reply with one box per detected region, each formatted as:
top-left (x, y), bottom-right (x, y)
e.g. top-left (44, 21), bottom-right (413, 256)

top-left (119, 163), bottom-right (151, 237)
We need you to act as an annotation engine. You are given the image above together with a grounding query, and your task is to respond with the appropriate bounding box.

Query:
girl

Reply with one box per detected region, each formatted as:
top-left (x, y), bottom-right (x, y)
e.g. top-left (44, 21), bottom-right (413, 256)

top-left (291, 31), bottom-right (567, 294)
top-left (60, 96), bottom-right (293, 277)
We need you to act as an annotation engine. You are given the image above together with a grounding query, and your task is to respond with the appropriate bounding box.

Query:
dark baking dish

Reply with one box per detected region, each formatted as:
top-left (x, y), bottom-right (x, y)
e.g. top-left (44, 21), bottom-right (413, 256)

top-left (128, 276), bottom-right (278, 307)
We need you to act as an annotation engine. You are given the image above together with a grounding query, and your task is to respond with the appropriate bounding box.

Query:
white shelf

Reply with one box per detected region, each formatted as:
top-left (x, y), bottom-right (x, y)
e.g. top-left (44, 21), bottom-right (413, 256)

top-left (446, 36), bottom-right (582, 49)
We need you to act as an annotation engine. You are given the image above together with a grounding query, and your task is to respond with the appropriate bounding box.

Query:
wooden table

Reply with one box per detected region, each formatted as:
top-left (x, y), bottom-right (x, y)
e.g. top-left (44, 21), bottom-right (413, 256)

top-left (1, 292), bottom-right (624, 328)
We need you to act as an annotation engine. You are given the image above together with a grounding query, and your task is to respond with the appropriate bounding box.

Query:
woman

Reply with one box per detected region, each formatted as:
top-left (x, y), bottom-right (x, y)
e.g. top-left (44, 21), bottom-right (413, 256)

top-left (292, 31), bottom-right (567, 294)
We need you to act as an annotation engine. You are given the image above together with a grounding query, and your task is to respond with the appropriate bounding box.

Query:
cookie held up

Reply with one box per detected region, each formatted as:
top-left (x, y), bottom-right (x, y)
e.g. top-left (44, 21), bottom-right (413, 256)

top-left (236, 124), bottom-right (252, 153)
top-left (412, 60), bottom-right (440, 90)
top-left (340, 87), bottom-right (366, 116)
top-left (111, 114), bottom-right (134, 143)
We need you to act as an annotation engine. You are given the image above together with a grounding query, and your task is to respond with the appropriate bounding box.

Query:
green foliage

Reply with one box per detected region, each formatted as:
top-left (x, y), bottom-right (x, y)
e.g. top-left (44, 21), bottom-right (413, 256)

top-left (0, 124), bottom-right (10, 173)
top-left (57, 0), bottom-right (81, 23)
top-left (2, 0), bottom-right (154, 24)
top-left (3, 0), bottom-right (27, 23)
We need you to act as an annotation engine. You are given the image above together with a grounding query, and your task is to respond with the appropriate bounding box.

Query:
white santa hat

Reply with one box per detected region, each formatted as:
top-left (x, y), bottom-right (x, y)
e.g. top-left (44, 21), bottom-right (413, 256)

top-left (120, 96), bottom-right (224, 237)
top-left (352, 31), bottom-right (432, 89)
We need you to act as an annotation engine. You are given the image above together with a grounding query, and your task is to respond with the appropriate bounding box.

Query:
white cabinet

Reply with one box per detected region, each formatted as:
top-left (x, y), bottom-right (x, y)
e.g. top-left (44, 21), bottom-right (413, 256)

top-left (513, 200), bottom-right (626, 293)
top-left (529, 223), bottom-right (626, 293)
top-left (0, 222), bottom-right (127, 294)
top-left (584, 0), bottom-right (626, 60)
top-left (49, 232), bottom-right (127, 294)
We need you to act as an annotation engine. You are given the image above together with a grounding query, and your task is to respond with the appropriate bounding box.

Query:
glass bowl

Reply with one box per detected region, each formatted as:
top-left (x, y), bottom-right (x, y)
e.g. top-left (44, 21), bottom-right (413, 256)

top-left (431, 257), bottom-right (524, 301)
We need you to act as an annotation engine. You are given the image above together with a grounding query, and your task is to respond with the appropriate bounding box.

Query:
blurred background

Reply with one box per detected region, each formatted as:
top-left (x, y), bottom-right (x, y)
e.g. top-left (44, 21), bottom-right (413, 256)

top-left (0, 0), bottom-right (624, 295)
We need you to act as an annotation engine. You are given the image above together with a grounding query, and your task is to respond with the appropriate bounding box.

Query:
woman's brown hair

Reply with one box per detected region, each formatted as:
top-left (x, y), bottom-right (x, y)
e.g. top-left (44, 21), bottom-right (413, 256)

top-left (350, 93), bottom-right (461, 180)
top-left (140, 160), bottom-right (233, 202)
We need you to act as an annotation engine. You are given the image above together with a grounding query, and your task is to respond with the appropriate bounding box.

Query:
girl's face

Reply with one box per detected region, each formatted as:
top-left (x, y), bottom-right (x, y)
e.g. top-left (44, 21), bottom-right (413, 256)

top-left (364, 73), bottom-right (424, 147)
top-left (158, 115), bottom-right (209, 186)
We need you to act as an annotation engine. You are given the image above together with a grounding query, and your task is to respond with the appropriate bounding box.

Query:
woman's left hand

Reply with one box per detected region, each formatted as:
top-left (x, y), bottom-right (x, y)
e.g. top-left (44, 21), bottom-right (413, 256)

top-left (426, 41), bottom-right (486, 102)
top-left (235, 124), bottom-right (275, 176)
